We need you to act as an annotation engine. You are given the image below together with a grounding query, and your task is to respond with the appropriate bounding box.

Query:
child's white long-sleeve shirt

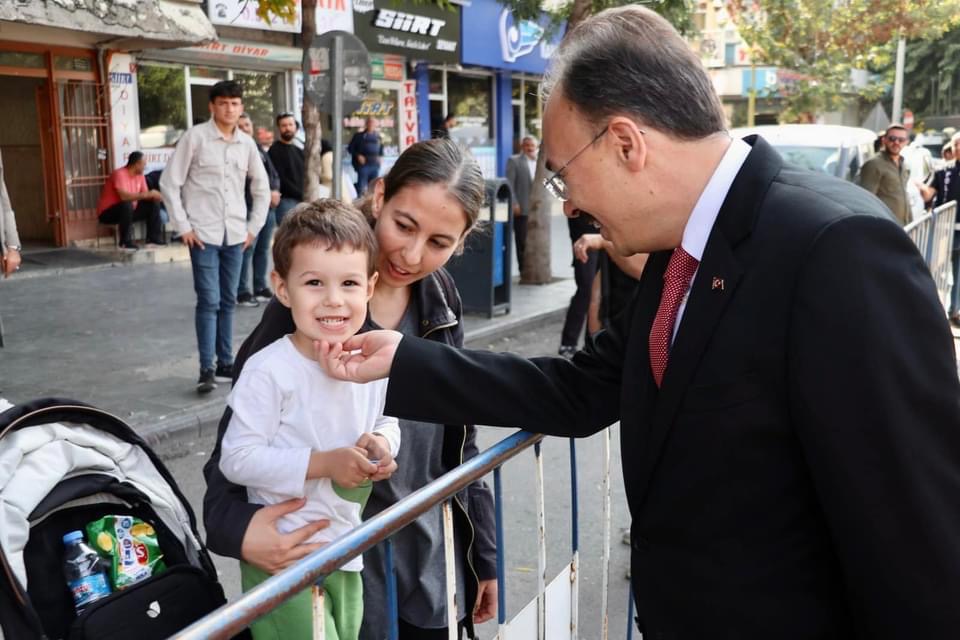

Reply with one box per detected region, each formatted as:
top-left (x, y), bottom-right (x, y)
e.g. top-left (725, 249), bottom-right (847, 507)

top-left (220, 335), bottom-right (400, 571)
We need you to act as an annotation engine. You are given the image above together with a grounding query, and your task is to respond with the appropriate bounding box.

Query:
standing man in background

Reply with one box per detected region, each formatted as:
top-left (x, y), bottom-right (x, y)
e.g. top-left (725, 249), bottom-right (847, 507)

top-left (236, 113), bottom-right (281, 308)
top-left (348, 117), bottom-right (383, 195)
top-left (859, 124), bottom-right (911, 225)
top-left (505, 136), bottom-right (541, 271)
top-left (160, 80), bottom-right (270, 394)
top-left (268, 112), bottom-right (304, 227)
top-left (558, 213), bottom-right (599, 358)
top-left (0, 149), bottom-right (21, 278)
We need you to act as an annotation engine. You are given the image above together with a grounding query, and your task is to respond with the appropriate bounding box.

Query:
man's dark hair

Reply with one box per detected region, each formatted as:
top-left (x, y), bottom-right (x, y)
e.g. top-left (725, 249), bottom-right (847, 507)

top-left (273, 199), bottom-right (378, 278)
top-left (209, 80), bottom-right (243, 102)
top-left (544, 6), bottom-right (726, 140)
top-left (276, 112), bottom-right (299, 128)
top-left (126, 151), bottom-right (144, 167)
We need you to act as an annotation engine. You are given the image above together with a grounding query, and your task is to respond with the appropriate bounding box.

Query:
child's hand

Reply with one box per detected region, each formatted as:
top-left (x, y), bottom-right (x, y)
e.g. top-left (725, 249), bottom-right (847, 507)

top-left (356, 433), bottom-right (398, 481)
top-left (308, 447), bottom-right (377, 487)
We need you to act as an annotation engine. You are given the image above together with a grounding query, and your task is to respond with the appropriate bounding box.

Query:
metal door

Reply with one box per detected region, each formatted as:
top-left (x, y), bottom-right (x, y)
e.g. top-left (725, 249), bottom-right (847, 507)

top-left (56, 80), bottom-right (109, 245)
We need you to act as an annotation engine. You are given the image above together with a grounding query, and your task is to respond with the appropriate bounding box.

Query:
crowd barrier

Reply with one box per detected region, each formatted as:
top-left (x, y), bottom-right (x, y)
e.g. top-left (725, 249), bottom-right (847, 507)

top-left (178, 429), bottom-right (631, 640)
top-left (905, 201), bottom-right (957, 311)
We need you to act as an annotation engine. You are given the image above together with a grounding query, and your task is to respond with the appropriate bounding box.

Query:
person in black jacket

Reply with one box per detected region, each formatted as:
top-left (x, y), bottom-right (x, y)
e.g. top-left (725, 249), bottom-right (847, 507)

top-left (237, 113), bottom-right (281, 307)
top-left (203, 138), bottom-right (498, 640)
top-left (930, 139), bottom-right (960, 325)
top-left (315, 7), bottom-right (960, 639)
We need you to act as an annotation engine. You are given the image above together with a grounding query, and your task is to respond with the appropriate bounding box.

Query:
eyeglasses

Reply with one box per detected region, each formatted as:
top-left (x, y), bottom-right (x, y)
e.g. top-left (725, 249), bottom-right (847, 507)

top-left (542, 126), bottom-right (610, 202)
top-left (886, 134), bottom-right (908, 143)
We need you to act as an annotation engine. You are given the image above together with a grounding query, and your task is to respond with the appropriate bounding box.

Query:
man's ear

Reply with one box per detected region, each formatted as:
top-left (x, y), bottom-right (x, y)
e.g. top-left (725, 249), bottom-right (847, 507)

top-left (608, 116), bottom-right (646, 172)
top-left (271, 271), bottom-right (292, 308)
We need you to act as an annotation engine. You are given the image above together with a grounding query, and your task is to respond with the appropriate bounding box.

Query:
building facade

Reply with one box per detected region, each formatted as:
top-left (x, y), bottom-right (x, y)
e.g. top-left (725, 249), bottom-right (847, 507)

top-left (0, 0), bottom-right (214, 247)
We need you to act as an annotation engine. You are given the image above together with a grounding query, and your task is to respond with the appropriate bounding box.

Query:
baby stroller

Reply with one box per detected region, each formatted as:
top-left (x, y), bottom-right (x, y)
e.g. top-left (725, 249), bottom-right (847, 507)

top-left (0, 398), bottom-right (242, 640)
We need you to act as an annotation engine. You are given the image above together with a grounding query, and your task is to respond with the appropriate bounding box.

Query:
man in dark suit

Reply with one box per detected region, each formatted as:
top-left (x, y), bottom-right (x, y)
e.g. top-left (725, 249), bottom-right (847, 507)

top-left (318, 6), bottom-right (960, 638)
top-left (505, 136), bottom-right (541, 271)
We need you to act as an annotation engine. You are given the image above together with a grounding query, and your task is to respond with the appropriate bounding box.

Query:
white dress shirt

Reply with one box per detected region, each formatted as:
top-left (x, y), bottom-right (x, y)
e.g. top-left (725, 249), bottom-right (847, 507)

top-left (525, 155), bottom-right (537, 181)
top-left (673, 136), bottom-right (751, 341)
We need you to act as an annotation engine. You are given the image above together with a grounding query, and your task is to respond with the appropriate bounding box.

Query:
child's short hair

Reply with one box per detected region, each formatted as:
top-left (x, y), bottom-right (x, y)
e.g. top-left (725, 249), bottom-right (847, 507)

top-left (272, 199), bottom-right (378, 278)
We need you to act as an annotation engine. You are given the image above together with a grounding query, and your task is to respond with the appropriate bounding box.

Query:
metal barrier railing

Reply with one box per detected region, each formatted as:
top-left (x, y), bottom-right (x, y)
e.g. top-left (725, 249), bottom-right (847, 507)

top-left (905, 201), bottom-right (957, 311)
top-left (177, 429), bottom-right (629, 639)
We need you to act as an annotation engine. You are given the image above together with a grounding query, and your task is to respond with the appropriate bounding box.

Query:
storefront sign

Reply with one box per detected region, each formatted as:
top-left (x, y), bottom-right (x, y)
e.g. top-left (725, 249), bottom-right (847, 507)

top-left (108, 53), bottom-right (140, 169)
top-left (353, 0), bottom-right (459, 64)
top-left (183, 38), bottom-right (303, 68)
top-left (208, 0), bottom-right (354, 34)
top-left (370, 53), bottom-right (405, 81)
top-left (399, 80), bottom-right (418, 152)
top-left (461, 0), bottom-right (562, 74)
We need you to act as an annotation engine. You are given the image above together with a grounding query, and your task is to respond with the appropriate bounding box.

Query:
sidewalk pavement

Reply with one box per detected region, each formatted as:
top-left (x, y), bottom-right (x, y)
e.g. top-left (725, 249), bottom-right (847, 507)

top-left (0, 215), bottom-right (579, 443)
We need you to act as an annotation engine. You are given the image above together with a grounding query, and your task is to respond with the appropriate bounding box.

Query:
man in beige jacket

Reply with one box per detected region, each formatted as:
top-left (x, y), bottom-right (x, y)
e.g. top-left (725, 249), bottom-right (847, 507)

top-left (0, 150), bottom-right (22, 278)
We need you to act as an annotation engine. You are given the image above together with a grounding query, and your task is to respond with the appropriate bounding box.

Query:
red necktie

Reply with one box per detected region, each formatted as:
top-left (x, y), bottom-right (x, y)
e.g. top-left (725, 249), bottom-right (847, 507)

top-left (649, 247), bottom-right (699, 387)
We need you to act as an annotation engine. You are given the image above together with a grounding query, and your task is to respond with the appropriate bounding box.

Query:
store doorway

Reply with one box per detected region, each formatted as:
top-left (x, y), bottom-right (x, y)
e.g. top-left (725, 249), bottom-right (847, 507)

top-left (0, 75), bottom-right (54, 245)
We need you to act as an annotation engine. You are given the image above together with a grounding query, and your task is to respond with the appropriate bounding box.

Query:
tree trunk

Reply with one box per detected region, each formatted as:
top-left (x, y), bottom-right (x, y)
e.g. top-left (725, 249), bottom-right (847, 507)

top-left (301, 0), bottom-right (324, 202)
top-left (519, 151), bottom-right (552, 284)
top-left (519, 0), bottom-right (590, 284)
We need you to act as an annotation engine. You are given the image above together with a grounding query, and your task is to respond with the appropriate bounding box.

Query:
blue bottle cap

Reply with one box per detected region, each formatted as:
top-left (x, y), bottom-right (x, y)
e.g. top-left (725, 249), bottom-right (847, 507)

top-left (62, 530), bottom-right (84, 544)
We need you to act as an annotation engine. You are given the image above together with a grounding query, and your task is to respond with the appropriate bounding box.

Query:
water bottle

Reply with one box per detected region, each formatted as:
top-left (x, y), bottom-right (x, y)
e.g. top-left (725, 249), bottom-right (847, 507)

top-left (62, 530), bottom-right (111, 613)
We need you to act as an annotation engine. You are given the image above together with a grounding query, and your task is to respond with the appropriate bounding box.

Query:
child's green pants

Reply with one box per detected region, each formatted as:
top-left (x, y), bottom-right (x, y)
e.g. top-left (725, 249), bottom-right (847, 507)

top-left (240, 562), bottom-right (363, 640)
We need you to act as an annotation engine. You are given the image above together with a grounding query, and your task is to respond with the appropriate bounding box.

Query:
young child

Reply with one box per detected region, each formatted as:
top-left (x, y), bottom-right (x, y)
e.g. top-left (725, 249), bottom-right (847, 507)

top-left (219, 200), bottom-right (400, 640)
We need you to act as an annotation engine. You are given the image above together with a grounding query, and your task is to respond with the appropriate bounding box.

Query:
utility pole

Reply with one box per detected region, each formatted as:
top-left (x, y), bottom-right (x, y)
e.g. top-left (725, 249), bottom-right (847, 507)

top-left (892, 32), bottom-right (906, 123)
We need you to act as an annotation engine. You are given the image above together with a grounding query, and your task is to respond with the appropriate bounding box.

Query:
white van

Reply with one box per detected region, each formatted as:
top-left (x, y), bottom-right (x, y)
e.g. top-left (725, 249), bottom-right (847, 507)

top-left (730, 124), bottom-right (878, 182)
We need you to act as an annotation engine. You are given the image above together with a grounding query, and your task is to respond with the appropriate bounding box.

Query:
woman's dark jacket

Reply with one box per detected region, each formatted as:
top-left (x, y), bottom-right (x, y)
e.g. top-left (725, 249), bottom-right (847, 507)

top-left (202, 268), bottom-right (497, 630)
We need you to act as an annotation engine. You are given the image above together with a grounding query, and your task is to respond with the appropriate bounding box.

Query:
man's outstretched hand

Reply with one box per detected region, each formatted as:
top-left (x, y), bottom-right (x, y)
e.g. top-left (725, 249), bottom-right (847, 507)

top-left (315, 330), bottom-right (403, 383)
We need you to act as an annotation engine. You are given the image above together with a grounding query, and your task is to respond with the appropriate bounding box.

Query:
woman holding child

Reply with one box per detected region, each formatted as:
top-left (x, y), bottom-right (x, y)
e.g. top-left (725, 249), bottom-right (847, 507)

top-left (203, 138), bottom-right (497, 640)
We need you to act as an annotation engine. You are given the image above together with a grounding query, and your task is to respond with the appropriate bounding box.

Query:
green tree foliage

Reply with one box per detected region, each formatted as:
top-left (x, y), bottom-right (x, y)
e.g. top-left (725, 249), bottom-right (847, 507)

top-left (902, 28), bottom-right (960, 120)
top-left (727, 0), bottom-right (960, 122)
top-left (137, 65), bottom-right (187, 132)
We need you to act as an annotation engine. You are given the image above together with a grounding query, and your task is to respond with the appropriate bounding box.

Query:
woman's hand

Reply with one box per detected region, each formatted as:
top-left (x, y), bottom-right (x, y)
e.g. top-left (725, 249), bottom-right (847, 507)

top-left (573, 233), bottom-right (604, 263)
top-left (473, 578), bottom-right (498, 623)
top-left (314, 330), bottom-right (403, 383)
top-left (240, 498), bottom-right (330, 574)
top-left (356, 433), bottom-right (398, 481)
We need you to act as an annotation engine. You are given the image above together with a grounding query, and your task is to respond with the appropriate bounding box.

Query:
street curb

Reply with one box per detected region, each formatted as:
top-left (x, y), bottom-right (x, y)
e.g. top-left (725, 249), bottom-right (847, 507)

top-left (464, 306), bottom-right (567, 347)
top-left (133, 302), bottom-right (569, 443)
top-left (136, 397), bottom-right (228, 447)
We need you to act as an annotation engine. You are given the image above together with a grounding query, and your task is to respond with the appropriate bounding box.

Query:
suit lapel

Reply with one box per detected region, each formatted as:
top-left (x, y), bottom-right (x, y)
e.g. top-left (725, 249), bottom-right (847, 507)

top-left (630, 136), bottom-right (783, 508)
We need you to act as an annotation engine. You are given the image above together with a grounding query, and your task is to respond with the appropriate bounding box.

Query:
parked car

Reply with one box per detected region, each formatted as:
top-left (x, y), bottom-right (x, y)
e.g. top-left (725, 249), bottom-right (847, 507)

top-left (730, 124), bottom-right (878, 182)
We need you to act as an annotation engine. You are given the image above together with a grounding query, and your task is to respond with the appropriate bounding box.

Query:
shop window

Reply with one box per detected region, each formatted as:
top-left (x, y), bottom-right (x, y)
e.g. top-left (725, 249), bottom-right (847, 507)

top-left (512, 79), bottom-right (521, 101)
top-left (446, 74), bottom-right (492, 148)
top-left (55, 55), bottom-right (93, 72)
top-left (429, 69), bottom-right (444, 95)
top-left (137, 64), bottom-right (187, 148)
top-left (0, 51), bottom-right (44, 69)
top-left (234, 71), bottom-right (284, 133)
top-left (344, 86), bottom-right (400, 159)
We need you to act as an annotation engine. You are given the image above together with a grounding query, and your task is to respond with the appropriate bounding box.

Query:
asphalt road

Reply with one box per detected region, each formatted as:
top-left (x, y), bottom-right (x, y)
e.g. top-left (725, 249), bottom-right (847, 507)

top-left (153, 316), bottom-right (635, 639)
